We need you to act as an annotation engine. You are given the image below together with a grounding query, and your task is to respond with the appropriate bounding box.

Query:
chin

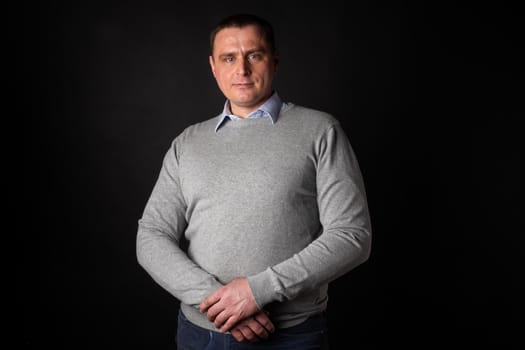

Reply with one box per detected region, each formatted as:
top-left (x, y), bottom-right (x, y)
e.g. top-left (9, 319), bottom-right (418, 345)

top-left (233, 96), bottom-right (257, 105)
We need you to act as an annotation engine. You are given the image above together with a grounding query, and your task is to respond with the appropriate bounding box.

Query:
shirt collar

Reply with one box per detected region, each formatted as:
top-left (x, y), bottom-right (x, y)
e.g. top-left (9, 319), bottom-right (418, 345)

top-left (214, 92), bottom-right (283, 132)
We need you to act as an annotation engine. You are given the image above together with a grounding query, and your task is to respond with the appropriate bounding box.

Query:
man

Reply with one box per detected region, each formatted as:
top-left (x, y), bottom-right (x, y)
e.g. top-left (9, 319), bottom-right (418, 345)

top-left (137, 13), bottom-right (372, 349)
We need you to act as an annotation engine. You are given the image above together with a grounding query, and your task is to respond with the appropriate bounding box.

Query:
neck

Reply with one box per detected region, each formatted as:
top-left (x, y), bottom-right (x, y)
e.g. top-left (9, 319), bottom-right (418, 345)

top-left (229, 93), bottom-right (273, 118)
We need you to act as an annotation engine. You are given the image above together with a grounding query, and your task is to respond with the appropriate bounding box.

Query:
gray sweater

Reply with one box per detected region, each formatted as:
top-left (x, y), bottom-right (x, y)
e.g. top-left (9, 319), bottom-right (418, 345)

top-left (137, 103), bottom-right (372, 331)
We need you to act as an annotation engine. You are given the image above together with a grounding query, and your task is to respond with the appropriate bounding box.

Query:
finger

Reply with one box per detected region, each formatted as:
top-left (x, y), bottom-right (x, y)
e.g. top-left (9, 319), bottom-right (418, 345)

top-left (247, 319), bottom-right (269, 339)
top-left (219, 314), bottom-right (240, 333)
top-left (238, 325), bottom-right (258, 342)
top-left (199, 292), bottom-right (221, 313)
top-left (213, 309), bottom-right (232, 329)
top-left (254, 313), bottom-right (275, 333)
top-left (205, 302), bottom-right (225, 322)
top-left (231, 328), bottom-right (245, 342)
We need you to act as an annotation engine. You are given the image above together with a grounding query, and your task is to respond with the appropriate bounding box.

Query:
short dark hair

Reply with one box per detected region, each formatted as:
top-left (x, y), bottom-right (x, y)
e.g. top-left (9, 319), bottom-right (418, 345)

top-left (209, 13), bottom-right (276, 55)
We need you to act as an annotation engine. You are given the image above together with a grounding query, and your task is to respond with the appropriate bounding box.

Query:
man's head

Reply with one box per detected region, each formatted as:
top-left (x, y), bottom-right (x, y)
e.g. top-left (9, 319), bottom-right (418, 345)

top-left (209, 14), bottom-right (277, 56)
top-left (209, 14), bottom-right (279, 117)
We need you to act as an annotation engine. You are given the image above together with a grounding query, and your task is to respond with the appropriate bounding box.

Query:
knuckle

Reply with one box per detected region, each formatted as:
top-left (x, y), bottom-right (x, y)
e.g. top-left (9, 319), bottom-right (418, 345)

top-left (225, 319), bottom-right (235, 330)
top-left (242, 328), bottom-right (255, 340)
top-left (232, 330), bottom-right (243, 341)
top-left (252, 323), bottom-right (263, 333)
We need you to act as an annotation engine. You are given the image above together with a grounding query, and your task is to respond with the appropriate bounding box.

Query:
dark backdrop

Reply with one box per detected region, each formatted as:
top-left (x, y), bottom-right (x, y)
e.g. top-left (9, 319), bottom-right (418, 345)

top-left (24, 1), bottom-right (522, 348)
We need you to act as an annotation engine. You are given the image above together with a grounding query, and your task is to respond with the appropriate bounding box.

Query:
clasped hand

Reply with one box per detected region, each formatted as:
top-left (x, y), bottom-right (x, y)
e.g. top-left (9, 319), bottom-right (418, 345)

top-left (199, 277), bottom-right (275, 342)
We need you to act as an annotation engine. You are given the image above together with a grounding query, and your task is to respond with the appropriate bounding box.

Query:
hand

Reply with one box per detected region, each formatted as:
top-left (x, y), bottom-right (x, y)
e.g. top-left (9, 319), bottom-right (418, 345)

top-left (230, 311), bottom-right (275, 342)
top-left (199, 277), bottom-right (260, 332)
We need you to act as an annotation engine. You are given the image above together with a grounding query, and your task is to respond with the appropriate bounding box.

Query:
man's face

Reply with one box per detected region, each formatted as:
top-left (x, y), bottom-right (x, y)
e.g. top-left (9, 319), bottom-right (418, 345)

top-left (209, 25), bottom-right (278, 117)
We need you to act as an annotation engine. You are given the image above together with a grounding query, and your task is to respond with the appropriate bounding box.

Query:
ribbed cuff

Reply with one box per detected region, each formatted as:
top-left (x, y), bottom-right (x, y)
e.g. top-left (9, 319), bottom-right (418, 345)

top-left (247, 269), bottom-right (275, 309)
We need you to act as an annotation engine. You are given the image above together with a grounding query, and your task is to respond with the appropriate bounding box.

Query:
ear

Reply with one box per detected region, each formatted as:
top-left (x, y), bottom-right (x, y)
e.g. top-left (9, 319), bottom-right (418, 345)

top-left (209, 56), bottom-right (216, 78)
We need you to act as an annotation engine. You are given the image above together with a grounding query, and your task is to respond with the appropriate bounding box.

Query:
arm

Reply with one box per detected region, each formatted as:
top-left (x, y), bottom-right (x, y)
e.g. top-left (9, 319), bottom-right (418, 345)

top-left (201, 123), bottom-right (372, 331)
top-left (136, 139), bottom-right (223, 306)
top-left (248, 123), bottom-right (372, 306)
top-left (138, 140), bottom-right (276, 340)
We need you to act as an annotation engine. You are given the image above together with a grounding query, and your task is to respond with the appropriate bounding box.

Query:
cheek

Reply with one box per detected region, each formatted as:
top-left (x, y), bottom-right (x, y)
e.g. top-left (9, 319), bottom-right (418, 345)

top-left (217, 75), bottom-right (233, 93)
top-left (217, 74), bottom-right (228, 86)
top-left (261, 71), bottom-right (273, 84)
top-left (216, 69), bottom-right (231, 82)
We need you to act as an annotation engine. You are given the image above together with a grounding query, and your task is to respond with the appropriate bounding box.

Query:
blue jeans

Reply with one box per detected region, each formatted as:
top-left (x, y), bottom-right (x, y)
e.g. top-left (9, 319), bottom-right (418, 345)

top-left (176, 310), bottom-right (329, 349)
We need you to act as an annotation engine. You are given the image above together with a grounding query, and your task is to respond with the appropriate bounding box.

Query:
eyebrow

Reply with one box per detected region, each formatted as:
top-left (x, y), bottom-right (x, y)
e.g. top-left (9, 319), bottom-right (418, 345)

top-left (217, 47), bottom-right (267, 59)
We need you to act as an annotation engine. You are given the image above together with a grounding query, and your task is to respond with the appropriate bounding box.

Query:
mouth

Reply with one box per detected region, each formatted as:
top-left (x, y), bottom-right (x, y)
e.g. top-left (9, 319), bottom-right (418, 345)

top-left (233, 83), bottom-right (254, 88)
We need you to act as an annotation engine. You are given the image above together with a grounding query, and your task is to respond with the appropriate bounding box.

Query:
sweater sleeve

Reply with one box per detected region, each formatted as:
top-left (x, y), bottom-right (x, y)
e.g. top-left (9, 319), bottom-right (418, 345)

top-left (136, 138), bottom-right (223, 307)
top-left (247, 123), bottom-right (372, 307)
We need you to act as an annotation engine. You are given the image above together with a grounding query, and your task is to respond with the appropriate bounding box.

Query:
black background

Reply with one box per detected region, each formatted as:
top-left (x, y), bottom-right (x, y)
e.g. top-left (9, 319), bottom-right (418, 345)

top-left (23, 1), bottom-right (522, 348)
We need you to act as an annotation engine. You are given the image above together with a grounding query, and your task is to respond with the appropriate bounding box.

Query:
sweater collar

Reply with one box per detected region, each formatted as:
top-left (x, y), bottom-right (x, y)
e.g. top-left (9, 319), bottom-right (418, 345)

top-left (214, 92), bottom-right (283, 132)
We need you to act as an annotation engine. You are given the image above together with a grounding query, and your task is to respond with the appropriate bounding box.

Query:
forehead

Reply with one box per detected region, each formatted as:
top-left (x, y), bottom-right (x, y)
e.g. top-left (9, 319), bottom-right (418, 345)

top-left (213, 25), bottom-right (268, 53)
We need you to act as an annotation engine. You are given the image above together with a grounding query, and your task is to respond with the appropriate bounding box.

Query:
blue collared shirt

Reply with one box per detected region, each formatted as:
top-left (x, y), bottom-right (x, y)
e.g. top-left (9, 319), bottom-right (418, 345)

top-left (214, 92), bottom-right (285, 132)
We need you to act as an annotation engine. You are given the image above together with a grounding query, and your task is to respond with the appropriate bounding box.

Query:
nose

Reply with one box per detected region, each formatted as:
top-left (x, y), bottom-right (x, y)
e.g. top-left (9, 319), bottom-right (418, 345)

top-left (235, 57), bottom-right (251, 76)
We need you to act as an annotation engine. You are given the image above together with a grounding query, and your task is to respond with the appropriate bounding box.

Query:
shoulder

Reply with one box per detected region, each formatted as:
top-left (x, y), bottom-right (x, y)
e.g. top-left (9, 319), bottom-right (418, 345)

top-left (180, 115), bottom-right (220, 138)
top-left (170, 115), bottom-right (221, 157)
top-left (174, 115), bottom-right (220, 142)
top-left (279, 103), bottom-right (341, 132)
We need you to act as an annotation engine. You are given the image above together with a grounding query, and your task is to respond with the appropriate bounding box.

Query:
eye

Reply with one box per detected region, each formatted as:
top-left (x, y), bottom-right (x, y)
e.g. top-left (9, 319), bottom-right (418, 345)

top-left (223, 56), bottom-right (234, 63)
top-left (248, 53), bottom-right (262, 61)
